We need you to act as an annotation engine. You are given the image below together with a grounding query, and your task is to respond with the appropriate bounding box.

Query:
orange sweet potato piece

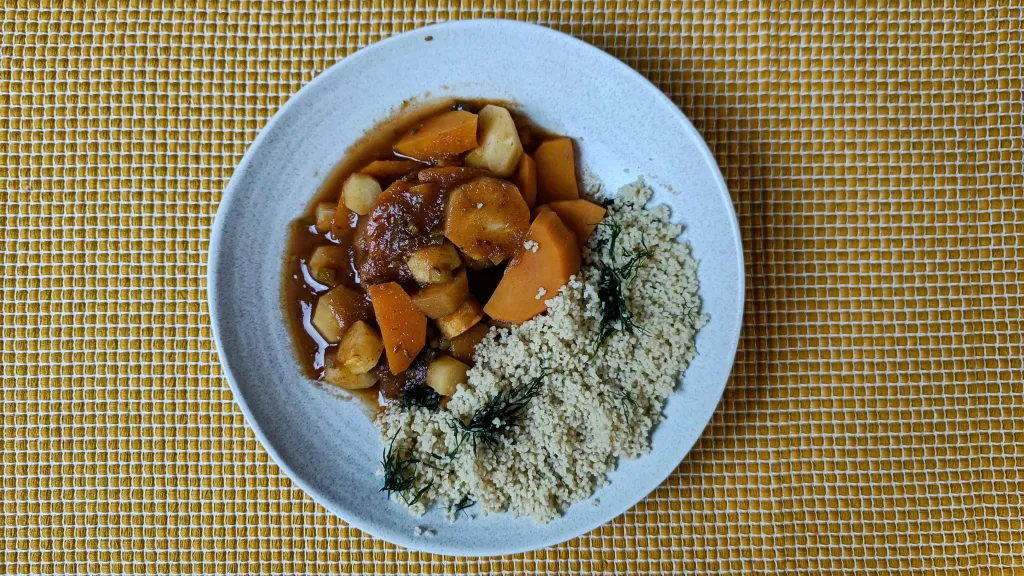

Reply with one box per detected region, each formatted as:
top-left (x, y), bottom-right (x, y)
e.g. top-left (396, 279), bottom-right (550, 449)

top-left (547, 199), bottom-right (606, 249)
top-left (360, 159), bottom-right (421, 180)
top-left (394, 110), bottom-right (478, 161)
top-left (368, 282), bottom-right (427, 374)
top-left (483, 210), bottom-right (581, 323)
top-left (513, 154), bottom-right (537, 210)
top-left (533, 137), bottom-right (579, 204)
top-left (417, 166), bottom-right (489, 188)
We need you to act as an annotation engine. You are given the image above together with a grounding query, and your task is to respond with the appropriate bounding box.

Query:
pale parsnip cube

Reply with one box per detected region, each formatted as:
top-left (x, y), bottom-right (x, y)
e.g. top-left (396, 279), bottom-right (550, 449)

top-left (323, 366), bottom-right (378, 390)
top-left (407, 242), bottom-right (462, 285)
top-left (312, 284), bottom-right (372, 343)
top-left (336, 320), bottom-right (384, 374)
top-left (308, 245), bottom-right (346, 286)
top-left (434, 297), bottom-right (483, 339)
top-left (463, 105), bottom-right (524, 177)
top-left (342, 173), bottom-right (383, 215)
top-left (426, 355), bottom-right (470, 396)
top-left (315, 203), bottom-right (336, 233)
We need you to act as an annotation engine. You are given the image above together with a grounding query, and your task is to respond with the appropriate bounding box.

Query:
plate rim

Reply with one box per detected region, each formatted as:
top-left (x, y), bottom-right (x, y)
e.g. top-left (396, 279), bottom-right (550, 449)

top-left (208, 18), bottom-right (745, 556)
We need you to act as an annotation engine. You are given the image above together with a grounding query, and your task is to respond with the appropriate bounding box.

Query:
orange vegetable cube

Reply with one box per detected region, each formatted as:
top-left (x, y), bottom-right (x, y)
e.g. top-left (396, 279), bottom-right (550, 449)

top-left (533, 137), bottom-right (579, 204)
top-left (417, 166), bottom-right (489, 188)
top-left (547, 199), bottom-right (607, 249)
top-left (359, 159), bottom-right (421, 180)
top-left (394, 110), bottom-right (478, 161)
top-left (483, 210), bottom-right (581, 323)
top-left (513, 154), bottom-right (537, 210)
top-left (368, 282), bottom-right (427, 374)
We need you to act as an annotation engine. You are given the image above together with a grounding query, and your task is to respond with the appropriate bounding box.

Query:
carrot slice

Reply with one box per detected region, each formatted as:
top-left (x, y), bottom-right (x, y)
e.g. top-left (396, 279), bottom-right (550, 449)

top-left (394, 110), bottom-right (478, 161)
top-left (368, 282), bottom-right (427, 374)
top-left (533, 137), bottom-right (579, 204)
top-left (483, 210), bottom-right (581, 323)
top-left (513, 153), bottom-right (538, 210)
top-left (547, 199), bottom-right (606, 249)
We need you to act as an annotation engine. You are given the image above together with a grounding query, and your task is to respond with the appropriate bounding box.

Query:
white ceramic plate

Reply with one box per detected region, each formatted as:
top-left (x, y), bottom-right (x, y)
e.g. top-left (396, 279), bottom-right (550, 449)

top-left (208, 20), bottom-right (743, 556)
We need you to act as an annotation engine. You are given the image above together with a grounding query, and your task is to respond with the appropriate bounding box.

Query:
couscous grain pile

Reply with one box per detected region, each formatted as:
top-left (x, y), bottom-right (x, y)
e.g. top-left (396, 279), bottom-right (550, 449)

top-left (376, 179), bottom-right (706, 523)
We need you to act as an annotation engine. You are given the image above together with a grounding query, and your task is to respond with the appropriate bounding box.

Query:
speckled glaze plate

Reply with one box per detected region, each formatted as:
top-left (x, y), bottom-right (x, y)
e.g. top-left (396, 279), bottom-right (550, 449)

top-left (208, 20), bottom-right (743, 556)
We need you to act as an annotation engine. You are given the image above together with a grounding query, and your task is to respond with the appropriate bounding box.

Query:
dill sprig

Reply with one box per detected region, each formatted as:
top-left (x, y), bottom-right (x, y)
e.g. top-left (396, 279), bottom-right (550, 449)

top-left (400, 384), bottom-right (441, 411)
top-left (380, 434), bottom-right (432, 506)
top-left (449, 371), bottom-right (550, 453)
top-left (454, 496), bottom-right (475, 518)
top-left (594, 220), bottom-right (653, 351)
top-left (613, 386), bottom-right (639, 434)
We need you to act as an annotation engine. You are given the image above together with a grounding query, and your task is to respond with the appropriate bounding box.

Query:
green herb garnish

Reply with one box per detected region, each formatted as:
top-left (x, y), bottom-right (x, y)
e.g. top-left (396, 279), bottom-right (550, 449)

top-left (594, 221), bottom-right (653, 350)
top-left (613, 386), bottom-right (639, 434)
top-left (400, 384), bottom-right (441, 411)
top-left (449, 371), bottom-right (550, 453)
top-left (454, 496), bottom-right (475, 518)
top-left (381, 434), bottom-right (431, 505)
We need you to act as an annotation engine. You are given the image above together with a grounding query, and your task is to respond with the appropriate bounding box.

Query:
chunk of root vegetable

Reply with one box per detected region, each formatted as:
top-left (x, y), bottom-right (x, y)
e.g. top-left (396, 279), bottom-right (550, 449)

top-left (336, 320), bottom-right (384, 374)
top-left (410, 268), bottom-right (470, 319)
top-left (315, 203), bottom-right (336, 233)
top-left (394, 110), bottom-right (478, 161)
top-left (483, 209), bottom-right (581, 323)
top-left (312, 284), bottom-right (373, 343)
top-left (546, 199), bottom-right (607, 249)
top-left (368, 282), bottom-right (427, 374)
top-left (435, 297), bottom-right (483, 339)
top-left (324, 366), bottom-right (378, 390)
top-left (343, 173), bottom-right (383, 215)
top-left (447, 322), bottom-right (489, 365)
top-left (463, 105), bottom-right (524, 178)
top-left (533, 137), bottom-right (580, 204)
top-left (444, 177), bottom-right (530, 264)
top-left (309, 245), bottom-right (347, 286)
top-left (360, 159), bottom-right (420, 180)
top-left (406, 242), bottom-right (462, 285)
top-left (426, 355), bottom-right (470, 396)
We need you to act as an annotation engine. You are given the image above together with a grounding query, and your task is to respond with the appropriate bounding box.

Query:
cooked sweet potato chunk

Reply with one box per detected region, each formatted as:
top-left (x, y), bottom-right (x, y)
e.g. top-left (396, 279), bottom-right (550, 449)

top-left (360, 159), bottom-right (420, 180)
top-left (411, 268), bottom-right (470, 319)
top-left (447, 321), bottom-right (489, 365)
top-left (464, 105), bottom-right (523, 177)
top-left (513, 154), bottom-right (537, 210)
top-left (368, 282), bottom-right (427, 374)
top-left (336, 320), bottom-right (384, 374)
top-left (417, 166), bottom-right (489, 188)
top-left (394, 110), bottom-right (478, 161)
top-left (444, 177), bottom-right (530, 264)
top-left (534, 137), bottom-right (579, 204)
top-left (483, 210), bottom-right (581, 323)
top-left (426, 355), bottom-right (470, 396)
top-left (547, 199), bottom-right (607, 249)
top-left (312, 284), bottom-right (373, 343)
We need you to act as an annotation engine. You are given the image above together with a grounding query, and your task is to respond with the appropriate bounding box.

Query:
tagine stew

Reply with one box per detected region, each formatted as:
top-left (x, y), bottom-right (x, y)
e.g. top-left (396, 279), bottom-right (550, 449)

top-left (282, 100), bottom-right (606, 408)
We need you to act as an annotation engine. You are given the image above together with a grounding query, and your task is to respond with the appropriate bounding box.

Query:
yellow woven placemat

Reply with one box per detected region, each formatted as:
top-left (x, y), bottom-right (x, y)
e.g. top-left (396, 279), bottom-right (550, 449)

top-left (3, 2), bottom-right (1022, 574)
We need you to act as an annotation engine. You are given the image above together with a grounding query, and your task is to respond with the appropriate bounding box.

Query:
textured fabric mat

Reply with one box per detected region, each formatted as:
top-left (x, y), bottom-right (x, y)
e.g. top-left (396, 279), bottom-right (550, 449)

top-left (2, 2), bottom-right (1022, 574)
